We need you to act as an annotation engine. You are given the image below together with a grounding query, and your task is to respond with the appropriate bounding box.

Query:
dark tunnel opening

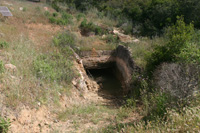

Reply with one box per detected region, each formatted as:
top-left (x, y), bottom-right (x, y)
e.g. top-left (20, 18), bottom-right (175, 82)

top-left (86, 67), bottom-right (124, 98)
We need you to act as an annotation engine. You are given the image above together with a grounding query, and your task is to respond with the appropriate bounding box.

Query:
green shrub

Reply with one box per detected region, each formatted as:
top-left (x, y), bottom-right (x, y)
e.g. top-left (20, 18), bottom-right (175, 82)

top-left (49, 16), bottom-right (57, 24)
top-left (143, 92), bottom-right (170, 121)
top-left (53, 31), bottom-right (75, 49)
top-left (0, 117), bottom-right (10, 133)
top-left (146, 16), bottom-right (194, 76)
top-left (177, 43), bottom-right (200, 64)
top-left (52, 12), bottom-right (58, 17)
top-left (0, 61), bottom-right (4, 74)
top-left (33, 53), bottom-right (74, 83)
top-left (33, 55), bottom-right (57, 81)
top-left (0, 41), bottom-right (9, 49)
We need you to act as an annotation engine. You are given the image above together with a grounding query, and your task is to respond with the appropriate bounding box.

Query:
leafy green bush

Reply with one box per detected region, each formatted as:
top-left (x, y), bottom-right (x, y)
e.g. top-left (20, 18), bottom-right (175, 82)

top-left (146, 16), bottom-right (194, 75)
top-left (177, 43), bottom-right (200, 64)
top-left (0, 61), bottom-right (4, 73)
top-left (0, 117), bottom-right (10, 133)
top-left (0, 41), bottom-right (9, 49)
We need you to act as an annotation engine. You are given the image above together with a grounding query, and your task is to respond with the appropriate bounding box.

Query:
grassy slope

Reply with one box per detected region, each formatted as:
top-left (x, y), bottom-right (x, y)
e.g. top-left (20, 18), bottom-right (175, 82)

top-left (1, 0), bottom-right (199, 132)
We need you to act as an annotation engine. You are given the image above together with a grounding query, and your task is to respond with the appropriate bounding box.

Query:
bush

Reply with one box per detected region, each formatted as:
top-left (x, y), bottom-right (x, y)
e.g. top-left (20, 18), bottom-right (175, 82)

top-left (0, 117), bottom-right (10, 133)
top-left (154, 63), bottom-right (200, 102)
top-left (53, 31), bottom-right (75, 49)
top-left (177, 43), bottom-right (200, 64)
top-left (0, 41), bottom-right (9, 49)
top-left (146, 16), bottom-right (194, 76)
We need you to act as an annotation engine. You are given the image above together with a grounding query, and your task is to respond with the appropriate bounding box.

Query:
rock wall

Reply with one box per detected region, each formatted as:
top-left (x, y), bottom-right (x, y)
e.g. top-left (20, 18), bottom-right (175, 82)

top-left (79, 45), bottom-right (140, 93)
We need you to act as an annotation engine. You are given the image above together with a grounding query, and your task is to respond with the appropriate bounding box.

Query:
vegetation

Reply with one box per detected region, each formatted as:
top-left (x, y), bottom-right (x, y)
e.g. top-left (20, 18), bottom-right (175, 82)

top-left (0, 41), bottom-right (9, 49)
top-left (49, 12), bottom-right (73, 25)
top-left (0, 117), bottom-right (10, 133)
top-left (0, 0), bottom-right (200, 132)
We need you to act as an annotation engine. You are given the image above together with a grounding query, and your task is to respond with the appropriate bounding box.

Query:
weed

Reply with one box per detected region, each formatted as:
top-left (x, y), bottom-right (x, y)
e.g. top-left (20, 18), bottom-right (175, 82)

top-left (44, 11), bottom-right (50, 17)
top-left (35, 6), bottom-right (41, 12)
top-left (0, 41), bottom-right (9, 49)
top-left (0, 117), bottom-right (10, 133)
top-left (22, 7), bottom-right (27, 12)
top-left (52, 12), bottom-right (58, 17)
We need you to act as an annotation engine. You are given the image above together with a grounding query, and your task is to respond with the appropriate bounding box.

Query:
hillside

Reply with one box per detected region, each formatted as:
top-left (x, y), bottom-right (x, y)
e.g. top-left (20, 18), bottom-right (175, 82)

top-left (0, 0), bottom-right (200, 132)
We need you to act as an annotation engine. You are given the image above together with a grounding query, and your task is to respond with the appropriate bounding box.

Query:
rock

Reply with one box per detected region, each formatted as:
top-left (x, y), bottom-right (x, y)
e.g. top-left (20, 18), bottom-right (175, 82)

top-left (44, 7), bottom-right (48, 11)
top-left (5, 64), bottom-right (17, 71)
top-left (102, 35), bottom-right (106, 39)
top-left (72, 79), bottom-right (77, 86)
top-left (133, 39), bottom-right (140, 43)
top-left (0, 33), bottom-right (5, 38)
top-left (53, 119), bottom-right (58, 123)
top-left (19, 7), bottom-right (23, 11)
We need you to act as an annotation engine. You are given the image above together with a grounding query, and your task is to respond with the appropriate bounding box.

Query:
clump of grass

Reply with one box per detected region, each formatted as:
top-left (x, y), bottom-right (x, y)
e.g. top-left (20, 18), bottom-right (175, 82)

top-left (22, 7), bottom-right (27, 12)
top-left (76, 13), bottom-right (85, 22)
top-left (44, 11), bottom-right (50, 17)
top-left (0, 117), bottom-right (10, 133)
top-left (0, 41), bottom-right (9, 49)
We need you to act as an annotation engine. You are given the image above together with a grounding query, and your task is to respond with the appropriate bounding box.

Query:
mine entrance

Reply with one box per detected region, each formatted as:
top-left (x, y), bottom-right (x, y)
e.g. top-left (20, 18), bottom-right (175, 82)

top-left (86, 67), bottom-right (123, 98)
